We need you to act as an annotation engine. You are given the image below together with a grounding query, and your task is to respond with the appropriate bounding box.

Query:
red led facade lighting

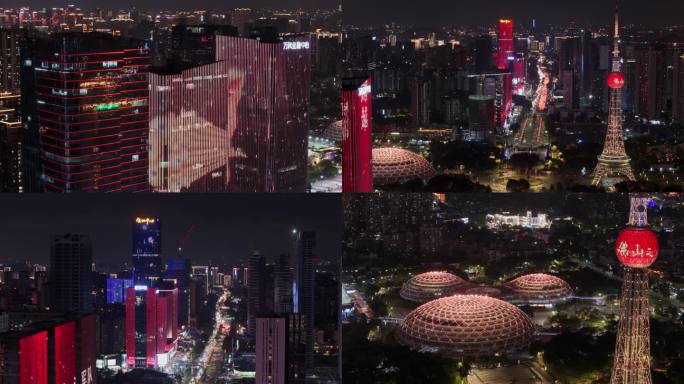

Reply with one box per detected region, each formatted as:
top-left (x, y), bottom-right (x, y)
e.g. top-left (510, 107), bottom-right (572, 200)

top-left (30, 33), bottom-right (150, 192)
top-left (19, 331), bottom-right (48, 384)
top-left (54, 321), bottom-right (76, 384)
top-left (615, 228), bottom-right (659, 268)
top-left (125, 287), bottom-right (136, 368)
top-left (503, 273), bottom-right (573, 304)
top-left (341, 77), bottom-right (373, 192)
top-left (148, 62), bottom-right (243, 192)
top-left (156, 294), bottom-right (167, 355)
top-left (78, 314), bottom-right (97, 384)
top-left (213, 34), bottom-right (312, 192)
top-left (497, 19), bottom-right (514, 70)
top-left (608, 72), bottom-right (625, 89)
top-left (146, 288), bottom-right (157, 368)
top-left (397, 295), bottom-right (534, 357)
top-left (371, 147), bottom-right (436, 186)
top-left (400, 271), bottom-right (469, 303)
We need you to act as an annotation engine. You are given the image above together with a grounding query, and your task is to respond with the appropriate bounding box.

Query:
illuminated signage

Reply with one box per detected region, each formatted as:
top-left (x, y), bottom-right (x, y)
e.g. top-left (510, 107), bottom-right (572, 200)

top-left (81, 367), bottom-right (94, 384)
top-left (615, 228), bottom-right (659, 268)
top-left (135, 217), bottom-right (156, 224)
top-left (357, 84), bottom-right (371, 97)
top-left (283, 41), bottom-right (310, 50)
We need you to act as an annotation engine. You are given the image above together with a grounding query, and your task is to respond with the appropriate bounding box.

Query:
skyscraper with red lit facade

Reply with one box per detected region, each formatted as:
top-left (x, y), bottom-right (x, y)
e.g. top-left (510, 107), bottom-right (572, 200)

top-left (497, 19), bottom-right (513, 126)
top-left (341, 76), bottom-right (373, 192)
top-left (21, 32), bottom-right (149, 192)
top-left (148, 28), bottom-right (312, 192)
top-left (125, 286), bottom-right (177, 369)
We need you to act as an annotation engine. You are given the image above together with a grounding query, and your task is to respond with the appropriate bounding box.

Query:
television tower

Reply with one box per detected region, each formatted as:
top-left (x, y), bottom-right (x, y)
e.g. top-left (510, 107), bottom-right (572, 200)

top-left (592, 0), bottom-right (635, 186)
top-left (610, 195), bottom-right (659, 384)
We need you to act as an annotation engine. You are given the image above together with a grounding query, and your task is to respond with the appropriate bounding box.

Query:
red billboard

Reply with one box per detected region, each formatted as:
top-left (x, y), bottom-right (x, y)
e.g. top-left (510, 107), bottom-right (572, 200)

top-left (19, 331), bottom-right (48, 384)
top-left (342, 77), bottom-right (373, 192)
top-left (146, 288), bottom-right (157, 368)
top-left (125, 287), bottom-right (136, 368)
top-left (54, 321), bottom-right (76, 384)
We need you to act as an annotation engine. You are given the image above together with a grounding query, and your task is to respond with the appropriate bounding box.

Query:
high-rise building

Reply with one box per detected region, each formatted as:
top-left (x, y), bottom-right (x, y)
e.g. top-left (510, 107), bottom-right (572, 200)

top-left (164, 258), bottom-right (191, 329)
top-left (125, 286), bottom-right (176, 369)
top-left (0, 92), bottom-right (22, 192)
top-left (292, 230), bottom-right (315, 369)
top-left (231, 8), bottom-right (253, 36)
top-left (341, 76), bottom-right (373, 192)
top-left (274, 254), bottom-right (293, 314)
top-left (20, 32), bottom-right (150, 192)
top-left (496, 19), bottom-right (514, 126)
top-left (255, 315), bottom-right (288, 384)
top-left (132, 217), bottom-right (162, 285)
top-left (467, 95), bottom-right (495, 143)
top-left (673, 52), bottom-right (684, 124)
top-left (633, 45), bottom-right (666, 120)
top-left (214, 31), bottom-right (311, 192)
top-left (106, 278), bottom-right (134, 304)
top-left (247, 251), bottom-right (266, 337)
top-left (148, 30), bottom-right (312, 192)
top-left (474, 36), bottom-right (493, 72)
top-left (0, 27), bottom-right (21, 92)
top-left (50, 234), bottom-right (93, 314)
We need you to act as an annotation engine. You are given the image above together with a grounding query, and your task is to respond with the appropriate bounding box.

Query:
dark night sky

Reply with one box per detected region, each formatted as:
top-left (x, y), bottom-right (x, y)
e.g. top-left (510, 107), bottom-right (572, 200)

top-left (0, 194), bottom-right (341, 271)
top-left (344, 0), bottom-right (684, 28)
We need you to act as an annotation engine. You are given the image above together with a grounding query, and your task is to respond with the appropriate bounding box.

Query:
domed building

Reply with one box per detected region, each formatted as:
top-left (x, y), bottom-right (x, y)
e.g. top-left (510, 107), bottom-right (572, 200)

top-left (400, 271), bottom-right (469, 303)
top-left (372, 148), bottom-right (436, 186)
top-left (503, 273), bottom-right (573, 305)
top-left (397, 295), bottom-right (535, 357)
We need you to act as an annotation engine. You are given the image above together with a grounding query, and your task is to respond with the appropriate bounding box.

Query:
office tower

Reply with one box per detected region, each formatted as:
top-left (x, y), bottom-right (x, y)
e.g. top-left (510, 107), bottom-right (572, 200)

top-left (0, 92), bottom-right (22, 192)
top-left (0, 27), bottom-right (21, 92)
top-left (231, 8), bottom-right (253, 36)
top-left (673, 52), bottom-right (684, 124)
top-left (562, 69), bottom-right (575, 110)
top-left (247, 251), bottom-right (266, 337)
top-left (50, 234), bottom-right (93, 314)
top-left (149, 31), bottom-right (312, 192)
top-left (191, 265), bottom-right (210, 296)
top-left (20, 32), bottom-right (149, 192)
top-left (497, 19), bottom-right (513, 70)
top-left (633, 46), bottom-right (665, 120)
top-left (148, 61), bottom-right (241, 192)
top-left (164, 258), bottom-right (191, 328)
top-left (132, 217), bottom-right (162, 285)
top-left (292, 230), bottom-right (315, 369)
top-left (496, 19), bottom-right (513, 126)
top-left (214, 31), bottom-right (312, 192)
top-left (474, 36), bottom-right (493, 72)
top-left (341, 76), bottom-right (373, 192)
top-left (274, 254), bottom-right (293, 314)
top-left (610, 195), bottom-right (659, 384)
top-left (125, 286), bottom-right (174, 369)
top-left (467, 95), bottom-right (495, 143)
top-left (256, 315), bottom-right (288, 384)
top-left (592, 3), bottom-right (636, 186)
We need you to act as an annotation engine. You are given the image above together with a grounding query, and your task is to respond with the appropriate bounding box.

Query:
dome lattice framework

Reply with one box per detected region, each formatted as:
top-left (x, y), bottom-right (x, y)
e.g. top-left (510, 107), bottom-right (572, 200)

top-left (372, 148), bottom-right (436, 186)
top-left (400, 271), bottom-right (469, 303)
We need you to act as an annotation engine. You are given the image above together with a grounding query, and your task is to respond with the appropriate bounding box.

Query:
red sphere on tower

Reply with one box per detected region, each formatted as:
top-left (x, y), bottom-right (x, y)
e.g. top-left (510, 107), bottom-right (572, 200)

top-left (615, 228), bottom-right (659, 268)
top-left (608, 72), bottom-right (625, 89)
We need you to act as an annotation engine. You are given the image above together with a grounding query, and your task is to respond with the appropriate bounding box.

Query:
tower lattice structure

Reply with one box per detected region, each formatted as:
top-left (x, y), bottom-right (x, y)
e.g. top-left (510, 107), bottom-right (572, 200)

top-left (610, 195), bottom-right (652, 384)
top-left (592, 1), bottom-right (636, 186)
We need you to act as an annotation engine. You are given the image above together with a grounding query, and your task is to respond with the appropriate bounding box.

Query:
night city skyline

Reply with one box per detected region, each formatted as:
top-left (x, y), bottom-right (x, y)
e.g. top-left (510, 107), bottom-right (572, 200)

top-left (0, 194), bottom-right (342, 268)
top-left (343, 0), bottom-right (684, 27)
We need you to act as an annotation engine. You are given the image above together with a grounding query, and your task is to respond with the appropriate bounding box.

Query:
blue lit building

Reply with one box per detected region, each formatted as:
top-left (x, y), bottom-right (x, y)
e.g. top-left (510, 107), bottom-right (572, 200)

top-left (132, 217), bottom-right (162, 286)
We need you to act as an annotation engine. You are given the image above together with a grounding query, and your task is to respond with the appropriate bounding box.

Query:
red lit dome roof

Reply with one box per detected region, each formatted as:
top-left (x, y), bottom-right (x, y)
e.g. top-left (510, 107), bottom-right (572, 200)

top-left (397, 295), bottom-right (535, 357)
top-left (400, 271), bottom-right (469, 303)
top-left (503, 273), bottom-right (572, 304)
top-left (323, 120), bottom-right (343, 142)
top-left (372, 148), bottom-right (436, 186)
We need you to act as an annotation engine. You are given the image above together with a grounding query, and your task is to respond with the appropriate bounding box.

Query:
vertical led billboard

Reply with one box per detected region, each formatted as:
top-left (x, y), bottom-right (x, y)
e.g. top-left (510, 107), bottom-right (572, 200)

top-left (78, 314), bottom-right (97, 384)
top-left (341, 77), bottom-right (373, 192)
top-left (54, 321), bottom-right (76, 384)
top-left (19, 331), bottom-right (48, 384)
